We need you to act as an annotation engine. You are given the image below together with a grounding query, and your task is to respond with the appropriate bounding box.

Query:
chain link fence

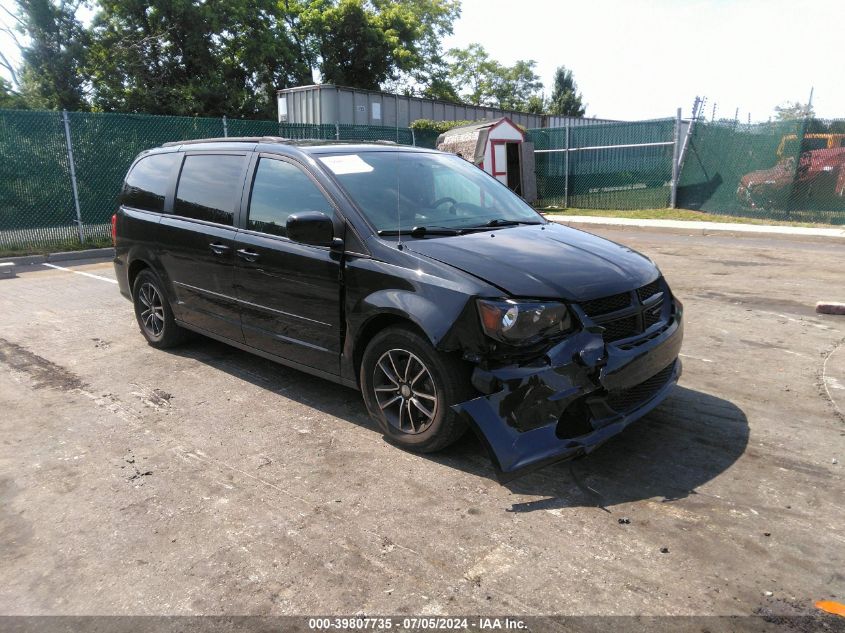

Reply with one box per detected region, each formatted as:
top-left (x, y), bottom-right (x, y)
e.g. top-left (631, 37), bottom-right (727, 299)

top-left (0, 109), bottom-right (430, 253)
top-left (410, 128), bottom-right (441, 149)
top-left (677, 118), bottom-right (845, 224)
top-left (3, 108), bottom-right (844, 254)
top-left (528, 119), bottom-right (678, 210)
top-left (0, 110), bottom-right (77, 250)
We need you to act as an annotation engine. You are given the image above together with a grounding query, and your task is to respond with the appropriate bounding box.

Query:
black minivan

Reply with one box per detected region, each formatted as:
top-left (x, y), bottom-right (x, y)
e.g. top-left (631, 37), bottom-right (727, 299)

top-left (113, 137), bottom-right (683, 480)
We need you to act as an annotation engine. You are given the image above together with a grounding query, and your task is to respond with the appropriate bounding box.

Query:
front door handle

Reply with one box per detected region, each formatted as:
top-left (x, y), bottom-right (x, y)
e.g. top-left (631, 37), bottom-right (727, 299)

top-left (236, 248), bottom-right (260, 263)
top-left (209, 242), bottom-right (230, 255)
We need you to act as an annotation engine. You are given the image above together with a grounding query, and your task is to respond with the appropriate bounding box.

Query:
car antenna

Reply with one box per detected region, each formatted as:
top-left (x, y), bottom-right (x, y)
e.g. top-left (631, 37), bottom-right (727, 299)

top-left (395, 156), bottom-right (403, 250)
top-left (397, 200), bottom-right (402, 250)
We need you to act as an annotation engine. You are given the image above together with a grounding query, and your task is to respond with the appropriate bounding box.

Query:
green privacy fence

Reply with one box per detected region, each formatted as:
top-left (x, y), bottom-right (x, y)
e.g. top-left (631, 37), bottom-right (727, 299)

top-left (2, 108), bottom-right (844, 253)
top-left (410, 128), bottom-right (441, 150)
top-left (0, 109), bottom-right (77, 248)
top-left (527, 119), bottom-right (678, 210)
top-left (677, 118), bottom-right (845, 224)
top-left (0, 109), bottom-right (428, 252)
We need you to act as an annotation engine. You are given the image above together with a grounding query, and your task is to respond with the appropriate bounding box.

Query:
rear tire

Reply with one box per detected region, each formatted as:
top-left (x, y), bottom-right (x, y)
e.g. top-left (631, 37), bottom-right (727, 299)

top-left (132, 269), bottom-right (187, 349)
top-left (360, 326), bottom-right (473, 453)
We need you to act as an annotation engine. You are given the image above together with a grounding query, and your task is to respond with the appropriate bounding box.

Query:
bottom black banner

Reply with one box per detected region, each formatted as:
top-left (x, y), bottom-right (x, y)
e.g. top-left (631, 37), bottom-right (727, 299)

top-left (0, 615), bottom-right (843, 633)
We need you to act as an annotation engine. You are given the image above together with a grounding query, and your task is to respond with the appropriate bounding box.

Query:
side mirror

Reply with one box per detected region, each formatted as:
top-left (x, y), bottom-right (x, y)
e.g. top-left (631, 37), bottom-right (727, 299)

top-left (286, 211), bottom-right (336, 247)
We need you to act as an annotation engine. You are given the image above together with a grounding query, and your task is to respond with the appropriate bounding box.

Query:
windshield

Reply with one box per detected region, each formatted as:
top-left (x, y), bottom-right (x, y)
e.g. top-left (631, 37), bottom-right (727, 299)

top-left (318, 151), bottom-right (543, 233)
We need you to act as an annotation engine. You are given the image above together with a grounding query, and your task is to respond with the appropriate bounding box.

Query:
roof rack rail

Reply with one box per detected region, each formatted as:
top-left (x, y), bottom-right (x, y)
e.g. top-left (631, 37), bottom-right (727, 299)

top-left (160, 137), bottom-right (405, 148)
top-left (162, 136), bottom-right (291, 147)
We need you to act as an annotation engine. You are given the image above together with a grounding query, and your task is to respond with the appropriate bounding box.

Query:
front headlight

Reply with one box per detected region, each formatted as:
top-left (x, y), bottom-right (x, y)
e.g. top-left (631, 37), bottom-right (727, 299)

top-left (477, 299), bottom-right (573, 345)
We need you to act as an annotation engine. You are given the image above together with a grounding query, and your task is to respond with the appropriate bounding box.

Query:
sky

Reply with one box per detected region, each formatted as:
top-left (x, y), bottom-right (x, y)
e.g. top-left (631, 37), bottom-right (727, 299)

top-left (1, 0), bottom-right (843, 122)
top-left (442, 0), bottom-right (844, 121)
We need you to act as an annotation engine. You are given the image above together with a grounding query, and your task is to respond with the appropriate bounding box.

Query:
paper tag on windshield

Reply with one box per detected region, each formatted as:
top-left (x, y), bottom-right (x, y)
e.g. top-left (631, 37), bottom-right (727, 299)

top-left (321, 154), bottom-right (374, 175)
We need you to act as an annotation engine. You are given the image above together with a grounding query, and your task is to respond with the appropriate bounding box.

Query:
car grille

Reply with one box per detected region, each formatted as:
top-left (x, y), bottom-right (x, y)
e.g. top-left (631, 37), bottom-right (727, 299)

top-left (600, 315), bottom-right (639, 341)
top-left (644, 302), bottom-right (664, 328)
top-left (605, 362), bottom-right (676, 414)
top-left (637, 279), bottom-right (662, 302)
top-left (576, 279), bottom-right (669, 343)
top-left (580, 291), bottom-right (632, 317)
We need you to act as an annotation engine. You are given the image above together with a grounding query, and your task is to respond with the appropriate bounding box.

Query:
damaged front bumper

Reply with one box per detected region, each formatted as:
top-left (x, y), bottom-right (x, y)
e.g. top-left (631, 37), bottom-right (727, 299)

top-left (454, 306), bottom-right (683, 482)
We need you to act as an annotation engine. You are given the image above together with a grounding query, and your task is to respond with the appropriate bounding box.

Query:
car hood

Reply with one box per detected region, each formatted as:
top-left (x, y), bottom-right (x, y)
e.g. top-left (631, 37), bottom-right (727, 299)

top-left (740, 163), bottom-right (789, 187)
top-left (403, 222), bottom-right (658, 301)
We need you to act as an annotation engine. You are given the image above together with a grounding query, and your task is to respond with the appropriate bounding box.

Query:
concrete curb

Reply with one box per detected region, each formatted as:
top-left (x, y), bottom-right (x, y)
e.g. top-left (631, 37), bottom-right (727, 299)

top-left (817, 302), bottom-right (845, 316)
top-left (0, 247), bottom-right (114, 266)
top-left (548, 215), bottom-right (845, 239)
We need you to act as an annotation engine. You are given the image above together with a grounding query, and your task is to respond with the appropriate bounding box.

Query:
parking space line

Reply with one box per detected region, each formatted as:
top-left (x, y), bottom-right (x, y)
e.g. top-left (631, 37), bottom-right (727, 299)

top-left (42, 262), bottom-right (118, 284)
top-left (679, 353), bottom-right (714, 363)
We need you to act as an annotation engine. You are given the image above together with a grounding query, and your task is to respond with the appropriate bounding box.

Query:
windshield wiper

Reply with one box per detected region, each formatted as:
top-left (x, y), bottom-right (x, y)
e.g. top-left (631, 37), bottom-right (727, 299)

top-left (481, 218), bottom-right (545, 227)
top-left (377, 220), bottom-right (544, 237)
top-left (456, 219), bottom-right (545, 232)
top-left (377, 226), bottom-right (462, 237)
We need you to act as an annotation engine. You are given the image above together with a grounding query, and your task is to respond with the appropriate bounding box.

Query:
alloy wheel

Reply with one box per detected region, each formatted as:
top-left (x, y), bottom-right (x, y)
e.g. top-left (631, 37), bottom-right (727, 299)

top-left (138, 282), bottom-right (165, 337)
top-left (372, 348), bottom-right (439, 434)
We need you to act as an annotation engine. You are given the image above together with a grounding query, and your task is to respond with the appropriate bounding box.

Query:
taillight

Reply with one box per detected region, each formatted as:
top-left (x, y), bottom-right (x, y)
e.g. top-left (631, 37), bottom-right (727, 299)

top-left (111, 213), bottom-right (117, 246)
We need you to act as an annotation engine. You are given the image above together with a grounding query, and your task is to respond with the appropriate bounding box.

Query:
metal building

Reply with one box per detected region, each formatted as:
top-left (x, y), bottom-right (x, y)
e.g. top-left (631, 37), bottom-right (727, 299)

top-left (277, 84), bottom-right (615, 129)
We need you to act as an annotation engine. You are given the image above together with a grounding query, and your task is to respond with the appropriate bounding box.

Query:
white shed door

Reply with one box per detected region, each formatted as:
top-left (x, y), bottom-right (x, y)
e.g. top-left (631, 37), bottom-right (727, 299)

top-left (493, 143), bottom-right (508, 184)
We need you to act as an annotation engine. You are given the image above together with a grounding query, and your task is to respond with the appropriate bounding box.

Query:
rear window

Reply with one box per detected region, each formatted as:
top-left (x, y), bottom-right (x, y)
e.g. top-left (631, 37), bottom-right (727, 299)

top-left (121, 153), bottom-right (179, 212)
top-left (174, 154), bottom-right (245, 226)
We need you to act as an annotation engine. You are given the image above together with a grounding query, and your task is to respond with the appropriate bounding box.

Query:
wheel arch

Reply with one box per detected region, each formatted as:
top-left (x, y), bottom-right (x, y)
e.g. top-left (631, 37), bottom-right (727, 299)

top-left (347, 288), bottom-right (480, 387)
top-left (127, 258), bottom-right (152, 292)
top-left (352, 311), bottom-right (431, 386)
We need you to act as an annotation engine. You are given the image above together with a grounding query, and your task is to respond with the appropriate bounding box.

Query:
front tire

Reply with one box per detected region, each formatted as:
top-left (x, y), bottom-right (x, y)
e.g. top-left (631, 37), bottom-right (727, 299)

top-left (132, 269), bottom-right (186, 349)
top-left (360, 326), bottom-right (473, 453)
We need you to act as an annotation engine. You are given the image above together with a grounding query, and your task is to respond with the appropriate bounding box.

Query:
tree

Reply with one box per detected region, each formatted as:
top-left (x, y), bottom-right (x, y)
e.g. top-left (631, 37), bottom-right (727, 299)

top-left (492, 59), bottom-right (542, 111)
top-left (86, 0), bottom-right (314, 118)
top-left (548, 66), bottom-right (585, 117)
top-left (308, 0), bottom-right (411, 89)
top-left (418, 65), bottom-right (460, 102)
top-left (375, 0), bottom-right (460, 96)
top-left (524, 93), bottom-right (546, 114)
top-left (447, 44), bottom-right (498, 106)
top-left (2, 0), bottom-right (460, 117)
top-left (0, 76), bottom-right (29, 108)
top-left (12, 0), bottom-right (90, 110)
top-left (774, 101), bottom-right (814, 120)
top-left (83, 0), bottom-right (460, 118)
top-left (446, 44), bottom-right (544, 111)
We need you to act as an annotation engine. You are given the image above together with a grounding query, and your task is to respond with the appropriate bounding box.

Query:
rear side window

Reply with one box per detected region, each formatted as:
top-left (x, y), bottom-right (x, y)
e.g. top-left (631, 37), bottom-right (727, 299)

top-left (174, 154), bottom-right (245, 226)
top-left (247, 158), bottom-right (334, 237)
top-left (121, 153), bottom-right (179, 212)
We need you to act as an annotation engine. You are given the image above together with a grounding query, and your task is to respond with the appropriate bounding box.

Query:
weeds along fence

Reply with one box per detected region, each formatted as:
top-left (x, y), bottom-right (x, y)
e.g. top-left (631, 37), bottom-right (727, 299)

top-left (0, 109), bottom-right (426, 252)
